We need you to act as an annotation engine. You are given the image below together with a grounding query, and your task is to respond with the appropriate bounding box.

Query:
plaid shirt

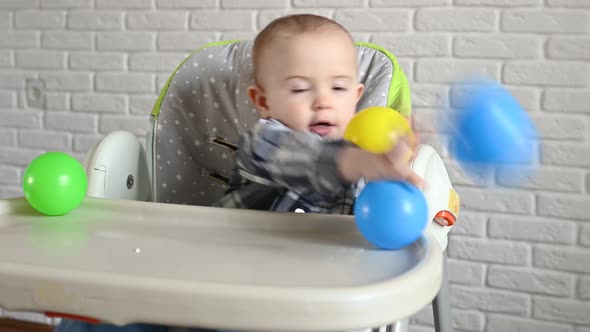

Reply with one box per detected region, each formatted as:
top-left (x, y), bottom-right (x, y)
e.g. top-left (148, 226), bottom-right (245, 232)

top-left (214, 119), bottom-right (359, 214)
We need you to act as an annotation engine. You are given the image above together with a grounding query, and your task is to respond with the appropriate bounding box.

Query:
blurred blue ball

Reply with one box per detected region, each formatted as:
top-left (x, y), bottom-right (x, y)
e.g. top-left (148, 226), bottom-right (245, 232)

top-left (450, 79), bottom-right (537, 171)
top-left (354, 181), bottom-right (428, 250)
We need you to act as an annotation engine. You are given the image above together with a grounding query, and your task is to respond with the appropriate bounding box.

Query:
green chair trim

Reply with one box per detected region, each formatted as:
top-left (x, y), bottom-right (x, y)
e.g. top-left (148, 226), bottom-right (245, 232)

top-left (355, 42), bottom-right (412, 117)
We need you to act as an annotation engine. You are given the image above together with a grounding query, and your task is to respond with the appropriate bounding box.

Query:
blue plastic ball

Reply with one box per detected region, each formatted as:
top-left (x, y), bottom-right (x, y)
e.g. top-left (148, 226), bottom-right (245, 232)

top-left (354, 181), bottom-right (429, 250)
top-left (450, 79), bottom-right (537, 170)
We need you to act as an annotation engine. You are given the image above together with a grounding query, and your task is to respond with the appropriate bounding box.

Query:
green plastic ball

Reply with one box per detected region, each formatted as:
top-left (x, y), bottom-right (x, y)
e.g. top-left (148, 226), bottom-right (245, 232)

top-left (23, 152), bottom-right (88, 216)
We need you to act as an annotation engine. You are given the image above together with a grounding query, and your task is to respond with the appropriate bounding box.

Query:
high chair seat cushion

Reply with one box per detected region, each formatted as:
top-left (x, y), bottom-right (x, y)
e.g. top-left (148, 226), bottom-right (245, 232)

top-left (150, 40), bottom-right (412, 206)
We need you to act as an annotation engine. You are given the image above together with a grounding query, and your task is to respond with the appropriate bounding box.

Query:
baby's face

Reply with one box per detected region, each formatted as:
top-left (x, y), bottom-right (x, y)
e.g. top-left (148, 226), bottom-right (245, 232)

top-left (251, 29), bottom-right (363, 139)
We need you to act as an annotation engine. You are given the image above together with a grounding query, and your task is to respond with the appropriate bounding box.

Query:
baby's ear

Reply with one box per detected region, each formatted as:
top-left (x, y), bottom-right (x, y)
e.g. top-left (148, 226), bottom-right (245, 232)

top-left (355, 83), bottom-right (365, 102)
top-left (248, 84), bottom-right (270, 118)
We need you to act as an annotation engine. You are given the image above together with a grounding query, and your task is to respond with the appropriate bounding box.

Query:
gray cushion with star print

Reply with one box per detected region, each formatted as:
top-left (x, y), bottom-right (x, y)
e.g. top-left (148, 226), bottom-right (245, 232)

top-left (150, 40), bottom-right (412, 206)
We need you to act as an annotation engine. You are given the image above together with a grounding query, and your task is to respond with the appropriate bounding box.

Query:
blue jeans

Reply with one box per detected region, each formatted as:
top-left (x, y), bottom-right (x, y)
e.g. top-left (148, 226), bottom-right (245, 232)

top-left (54, 319), bottom-right (215, 332)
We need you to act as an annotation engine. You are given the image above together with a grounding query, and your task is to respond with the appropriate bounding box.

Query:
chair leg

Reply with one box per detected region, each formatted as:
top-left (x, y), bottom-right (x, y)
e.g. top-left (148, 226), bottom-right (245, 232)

top-left (383, 318), bottom-right (409, 332)
top-left (348, 318), bottom-right (409, 332)
top-left (432, 254), bottom-right (452, 332)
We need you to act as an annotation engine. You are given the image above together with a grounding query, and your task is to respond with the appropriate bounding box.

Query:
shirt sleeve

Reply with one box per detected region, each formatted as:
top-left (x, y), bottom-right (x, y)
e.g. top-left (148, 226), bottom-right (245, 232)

top-left (235, 120), bottom-right (354, 198)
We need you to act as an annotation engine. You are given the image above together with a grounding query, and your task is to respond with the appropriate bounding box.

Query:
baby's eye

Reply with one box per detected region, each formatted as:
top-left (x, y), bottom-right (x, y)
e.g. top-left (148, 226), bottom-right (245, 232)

top-left (291, 88), bottom-right (309, 93)
top-left (333, 86), bottom-right (347, 91)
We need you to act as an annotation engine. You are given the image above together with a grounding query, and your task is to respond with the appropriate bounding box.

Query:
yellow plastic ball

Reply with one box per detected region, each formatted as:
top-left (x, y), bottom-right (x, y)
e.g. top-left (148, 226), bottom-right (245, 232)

top-left (344, 106), bottom-right (414, 153)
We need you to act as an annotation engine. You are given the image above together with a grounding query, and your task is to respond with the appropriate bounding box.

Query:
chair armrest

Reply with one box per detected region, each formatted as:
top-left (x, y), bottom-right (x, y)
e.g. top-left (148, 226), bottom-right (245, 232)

top-left (411, 144), bottom-right (460, 251)
top-left (84, 131), bottom-right (152, 201)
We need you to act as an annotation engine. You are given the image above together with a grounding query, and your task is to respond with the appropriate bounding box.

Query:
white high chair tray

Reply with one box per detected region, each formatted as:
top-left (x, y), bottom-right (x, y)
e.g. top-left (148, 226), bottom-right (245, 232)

top-left (0, 197), bottom-right (442, 331)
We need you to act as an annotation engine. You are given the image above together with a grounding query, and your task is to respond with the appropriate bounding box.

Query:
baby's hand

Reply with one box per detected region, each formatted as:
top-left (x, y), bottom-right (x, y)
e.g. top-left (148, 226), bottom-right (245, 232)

top-left (383, 135), bottom-right (424, 188)
top-left (338, 135), bottom-right (424, 189)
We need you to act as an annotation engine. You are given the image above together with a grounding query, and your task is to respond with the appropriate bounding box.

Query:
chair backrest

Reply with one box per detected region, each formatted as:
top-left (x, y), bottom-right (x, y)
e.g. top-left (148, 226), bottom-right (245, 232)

top-left (149, 40), bottom-right (412, 206)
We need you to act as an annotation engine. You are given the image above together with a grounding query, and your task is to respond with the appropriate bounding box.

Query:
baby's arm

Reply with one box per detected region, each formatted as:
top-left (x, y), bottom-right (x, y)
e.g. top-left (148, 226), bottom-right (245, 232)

top-left (237, 121), bottom-right (423, 198)
top-left (236, 122), bottom-right (353, 198)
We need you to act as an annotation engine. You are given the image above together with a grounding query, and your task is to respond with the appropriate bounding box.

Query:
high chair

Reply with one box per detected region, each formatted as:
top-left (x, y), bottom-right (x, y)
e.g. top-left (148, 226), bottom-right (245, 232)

top-left (0, 41), bottom-right (459, 332)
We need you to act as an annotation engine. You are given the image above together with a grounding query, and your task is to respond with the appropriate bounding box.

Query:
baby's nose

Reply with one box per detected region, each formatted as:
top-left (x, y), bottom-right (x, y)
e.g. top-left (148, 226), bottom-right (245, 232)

top-left (313, 92), bottom-right (333, 110)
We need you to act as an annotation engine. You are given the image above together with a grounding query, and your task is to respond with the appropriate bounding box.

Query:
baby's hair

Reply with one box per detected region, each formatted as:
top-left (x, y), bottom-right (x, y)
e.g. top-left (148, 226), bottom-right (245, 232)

top-left (252, 14), bottom-right (353, 84)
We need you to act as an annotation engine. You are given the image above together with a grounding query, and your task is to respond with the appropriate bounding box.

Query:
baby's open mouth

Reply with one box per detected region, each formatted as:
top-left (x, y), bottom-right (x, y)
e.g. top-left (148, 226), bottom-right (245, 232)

top-left (309, 121), bottom-right (334, 136)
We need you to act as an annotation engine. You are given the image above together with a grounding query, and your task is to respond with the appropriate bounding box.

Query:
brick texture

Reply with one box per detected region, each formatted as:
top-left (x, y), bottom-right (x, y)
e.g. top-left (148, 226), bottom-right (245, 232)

top-left (0, 2), bottom-right (589, 331)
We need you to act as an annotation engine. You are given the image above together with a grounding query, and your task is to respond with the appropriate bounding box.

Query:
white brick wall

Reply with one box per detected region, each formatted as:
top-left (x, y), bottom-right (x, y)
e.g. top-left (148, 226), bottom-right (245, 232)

top-left (0, 1), bottom-right (588, 331)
